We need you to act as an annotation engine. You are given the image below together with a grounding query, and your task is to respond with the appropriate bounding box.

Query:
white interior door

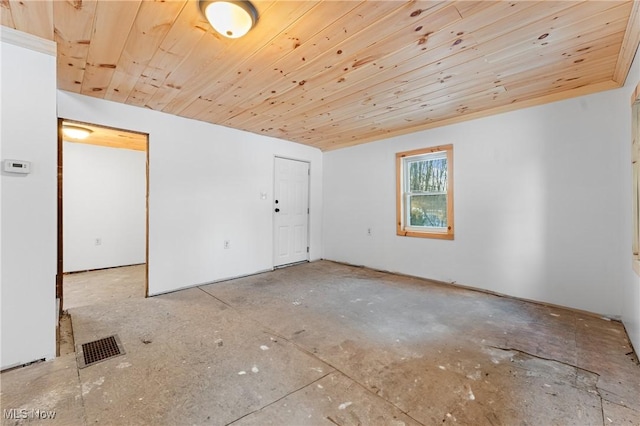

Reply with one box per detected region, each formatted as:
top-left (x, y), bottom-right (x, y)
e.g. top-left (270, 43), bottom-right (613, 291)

top-left (274, 157), bottom-right (309, 267)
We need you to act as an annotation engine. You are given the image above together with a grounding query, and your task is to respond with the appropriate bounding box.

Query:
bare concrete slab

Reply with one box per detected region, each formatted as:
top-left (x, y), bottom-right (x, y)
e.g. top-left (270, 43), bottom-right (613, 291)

top-left (2, 260), bottom-right (639, 425)
top-left (70, 288), bottom-right (333, 425)
top-left (200, 261), bottom-right (640, 425)
top-left (0, 354), bottom-right (85, 426)
top-left (63, 264), bottom-right (145, 310)
top-left (234, 372), bottom-right (420, 426)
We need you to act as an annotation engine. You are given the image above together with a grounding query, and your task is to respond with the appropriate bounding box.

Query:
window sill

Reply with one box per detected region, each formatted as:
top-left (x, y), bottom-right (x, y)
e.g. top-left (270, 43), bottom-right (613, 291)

top-left (397, 230), bottom-right (454, 240)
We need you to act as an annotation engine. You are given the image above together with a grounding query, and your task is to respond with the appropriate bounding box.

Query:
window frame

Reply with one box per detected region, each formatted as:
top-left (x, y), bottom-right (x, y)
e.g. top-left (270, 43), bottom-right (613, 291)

top-left (632, 81), bottom-right (640, 276)
top-left (396, 144), bottom-right (454, 240)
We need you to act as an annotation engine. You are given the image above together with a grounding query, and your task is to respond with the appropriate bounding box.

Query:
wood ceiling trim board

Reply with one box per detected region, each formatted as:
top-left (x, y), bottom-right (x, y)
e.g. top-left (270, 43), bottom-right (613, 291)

top-left (80, 0), bottom-right (142, 97)
top-left (53, 0), bottom-right (98, 93)
top-left (613, 0), bottom-right (640, 84)
top-left (0, 24), bottom-right (56, 56)
top-left (219, 2), bottom-right (461, 125)
top-left (161, 0), bottom-right (316, 116)
top-left (7, 0), bottom-right (53, 41)
top-left (1, 0), bottom-right (14, 28)
top-left (482, 3), bottom-right (631, 66)
top-left (126, 4), bottom-right (211, 108)
top-left (105, 0), bottom-right (187, 103)
top-left (180, 1), bottom-right (363, 121)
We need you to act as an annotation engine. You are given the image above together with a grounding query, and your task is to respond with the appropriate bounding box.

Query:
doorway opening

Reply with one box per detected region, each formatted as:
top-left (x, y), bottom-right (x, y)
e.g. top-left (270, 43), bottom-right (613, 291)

top-left (273, 157), bottom-right (310, 268)
top-left (57, 119), bottom-right (149, 321)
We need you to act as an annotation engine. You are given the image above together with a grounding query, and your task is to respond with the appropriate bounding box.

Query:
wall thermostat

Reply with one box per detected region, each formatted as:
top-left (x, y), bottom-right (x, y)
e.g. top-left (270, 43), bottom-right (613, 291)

top-left (3, 159), bottom-right (31, 174)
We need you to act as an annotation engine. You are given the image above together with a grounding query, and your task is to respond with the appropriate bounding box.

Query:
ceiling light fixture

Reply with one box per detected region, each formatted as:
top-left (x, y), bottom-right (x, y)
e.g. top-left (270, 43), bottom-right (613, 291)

top-left (62, 125), bottom-right (93, 140)
top-left (199, 0), bottom-right (258, 39)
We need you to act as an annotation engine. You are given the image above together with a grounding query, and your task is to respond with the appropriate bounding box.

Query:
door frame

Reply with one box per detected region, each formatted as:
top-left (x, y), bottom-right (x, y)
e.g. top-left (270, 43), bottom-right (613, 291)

top-left (56, 119), bottom-right (150, 317)
top-left (273, 155), bottom-right (311, 268)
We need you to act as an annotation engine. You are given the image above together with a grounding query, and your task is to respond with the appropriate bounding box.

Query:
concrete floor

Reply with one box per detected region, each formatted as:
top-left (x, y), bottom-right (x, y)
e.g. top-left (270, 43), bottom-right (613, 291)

top-left (2, 261), bottom-right (639, 425)
top-left (62, 264), bottom-right (146, 310)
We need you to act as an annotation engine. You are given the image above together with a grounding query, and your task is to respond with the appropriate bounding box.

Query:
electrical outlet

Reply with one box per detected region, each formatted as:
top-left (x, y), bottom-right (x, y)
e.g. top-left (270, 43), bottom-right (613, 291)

top-left (224, 240), bottom-right (230, 249)
top-left (367, 227), bottom-right (372, 237)
top-left (95, 238), bottom-right (102, 246)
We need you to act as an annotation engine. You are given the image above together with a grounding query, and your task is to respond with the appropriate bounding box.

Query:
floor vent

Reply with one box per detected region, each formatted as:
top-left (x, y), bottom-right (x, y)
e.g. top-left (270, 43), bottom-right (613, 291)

top-left (77, 335), bottom-right (125, 369)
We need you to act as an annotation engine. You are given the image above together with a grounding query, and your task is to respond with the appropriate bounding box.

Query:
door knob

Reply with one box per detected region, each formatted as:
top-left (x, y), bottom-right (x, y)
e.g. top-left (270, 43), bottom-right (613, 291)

top-left (275, 208), bottom-right (280, 212)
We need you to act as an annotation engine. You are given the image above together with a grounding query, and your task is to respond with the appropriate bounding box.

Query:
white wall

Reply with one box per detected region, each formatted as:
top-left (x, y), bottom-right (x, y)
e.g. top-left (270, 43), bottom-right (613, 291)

top-left (621, 49), bottom-right (640, 353)
top-left (1, 31), bottom-right (57, 369)
top-left (323, 50), bottom-right (640, 350)
top-left (63, 142), bottom-right (146, 272)
top-left (57, 91), bottom-right (323, 296)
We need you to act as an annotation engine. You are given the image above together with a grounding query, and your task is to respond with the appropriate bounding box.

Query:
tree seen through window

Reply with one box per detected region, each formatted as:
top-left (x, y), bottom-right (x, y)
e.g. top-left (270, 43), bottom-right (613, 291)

top-left (407, 157), bottom-right (447, 228)
top-left (396, 144), bottom-right (454, 240)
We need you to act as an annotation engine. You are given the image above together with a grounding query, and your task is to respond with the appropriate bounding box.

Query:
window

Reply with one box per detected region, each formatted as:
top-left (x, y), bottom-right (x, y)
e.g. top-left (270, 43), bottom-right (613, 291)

top-left (396, 144), bottom-right (454, 239)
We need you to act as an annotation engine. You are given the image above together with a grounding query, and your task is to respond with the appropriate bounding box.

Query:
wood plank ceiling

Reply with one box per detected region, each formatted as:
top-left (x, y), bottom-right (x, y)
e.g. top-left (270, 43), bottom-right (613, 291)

top-left (62, 120), bottom-right (148, 151)
top-left (2, 1), bottom-right (639, 151)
